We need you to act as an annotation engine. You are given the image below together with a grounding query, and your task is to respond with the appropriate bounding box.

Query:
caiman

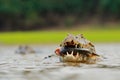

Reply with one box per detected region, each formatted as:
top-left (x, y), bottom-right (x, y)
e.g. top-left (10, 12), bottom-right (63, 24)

top-left (55, 34), bottom-right (100, 64)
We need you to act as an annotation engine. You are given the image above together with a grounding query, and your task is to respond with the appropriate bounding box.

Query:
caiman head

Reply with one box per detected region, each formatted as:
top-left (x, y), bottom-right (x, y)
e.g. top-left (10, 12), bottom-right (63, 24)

top-left (55, 34), bottom-right (99, 63)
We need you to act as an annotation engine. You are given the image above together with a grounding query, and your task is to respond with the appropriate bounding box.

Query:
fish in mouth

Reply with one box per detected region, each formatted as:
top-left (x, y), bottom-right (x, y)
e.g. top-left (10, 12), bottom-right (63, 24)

top-left (55, 34), bottom-right (100, 63)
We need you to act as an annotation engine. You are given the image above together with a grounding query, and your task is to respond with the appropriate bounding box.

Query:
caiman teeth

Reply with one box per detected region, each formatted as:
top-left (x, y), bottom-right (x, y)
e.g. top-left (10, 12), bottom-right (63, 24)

top-left (76, 52), bottom-right (79, 57)
top-left (83, 56), bottom-right (87, 61)
top-left (75, 45), bottom-right (77, 48)
top-left (71, 51), bottom-right (73, 55)
top-left (63, 51), bottom-right (90, 62)
top-left (77, 53), bottom-right (82, 61)
top-left (67, 52), bottom-right (69, 55)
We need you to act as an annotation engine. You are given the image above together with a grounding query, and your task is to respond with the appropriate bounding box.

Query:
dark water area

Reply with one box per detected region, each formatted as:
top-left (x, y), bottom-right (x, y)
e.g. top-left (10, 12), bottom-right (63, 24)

top-left (0, 44), bottom-right (120, 80)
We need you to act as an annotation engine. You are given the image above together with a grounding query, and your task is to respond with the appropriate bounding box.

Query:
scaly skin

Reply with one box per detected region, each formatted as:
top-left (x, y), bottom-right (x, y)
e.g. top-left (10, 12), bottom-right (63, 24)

top-left (55, 34), bottom-right (100, 63)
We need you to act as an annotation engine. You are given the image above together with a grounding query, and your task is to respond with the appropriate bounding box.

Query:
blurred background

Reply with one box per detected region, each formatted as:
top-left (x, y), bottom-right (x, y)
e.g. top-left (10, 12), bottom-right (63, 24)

top-left (0, 0), bottom-right (120, 44)
top-left (0, 1), bottom-right (120, 80)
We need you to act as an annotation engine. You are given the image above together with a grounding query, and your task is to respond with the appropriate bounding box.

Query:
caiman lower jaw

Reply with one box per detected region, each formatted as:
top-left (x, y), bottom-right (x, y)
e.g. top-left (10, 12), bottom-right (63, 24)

top-left (55, 47), bottom-right (99, 63)
top-left (60, 51), bottom-right (99, 63)
top-left (61, 51), bottom-right (82, 62)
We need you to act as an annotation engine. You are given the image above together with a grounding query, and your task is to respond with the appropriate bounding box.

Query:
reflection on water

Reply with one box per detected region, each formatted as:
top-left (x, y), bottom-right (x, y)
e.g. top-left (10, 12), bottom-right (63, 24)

top-left (0, 44), bottom-right (120, 80)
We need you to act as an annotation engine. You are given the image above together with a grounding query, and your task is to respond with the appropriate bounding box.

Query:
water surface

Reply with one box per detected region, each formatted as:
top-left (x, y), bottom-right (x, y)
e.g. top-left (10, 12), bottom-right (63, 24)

top-left (0, 44), bottom-right (120, 80)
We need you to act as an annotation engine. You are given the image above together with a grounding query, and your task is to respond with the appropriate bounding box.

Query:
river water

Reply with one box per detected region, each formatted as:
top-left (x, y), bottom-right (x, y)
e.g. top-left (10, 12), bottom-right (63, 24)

top-left (0, 43), bottom-right (120, 80)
